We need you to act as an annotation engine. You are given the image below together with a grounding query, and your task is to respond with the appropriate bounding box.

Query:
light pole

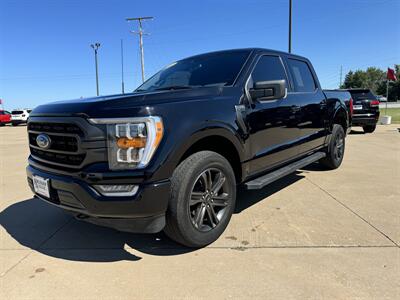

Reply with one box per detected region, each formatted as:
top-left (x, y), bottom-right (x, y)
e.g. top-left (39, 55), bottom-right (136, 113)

top-left (90, 43), bottom-right (101, 96)
top-left (121, 39), bottom-right (125, 94)
top-left (288, 0), bottom-right (292, 53)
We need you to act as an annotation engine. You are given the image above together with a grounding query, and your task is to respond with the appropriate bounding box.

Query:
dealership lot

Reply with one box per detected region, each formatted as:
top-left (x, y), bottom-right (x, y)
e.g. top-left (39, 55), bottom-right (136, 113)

top-left (0, 125), bottom-right (399, 299)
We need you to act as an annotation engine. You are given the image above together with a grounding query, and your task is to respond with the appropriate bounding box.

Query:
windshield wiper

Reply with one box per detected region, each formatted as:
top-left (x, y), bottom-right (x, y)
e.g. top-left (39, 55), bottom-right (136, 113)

top-left (154, 85), bottom-right (192, 91)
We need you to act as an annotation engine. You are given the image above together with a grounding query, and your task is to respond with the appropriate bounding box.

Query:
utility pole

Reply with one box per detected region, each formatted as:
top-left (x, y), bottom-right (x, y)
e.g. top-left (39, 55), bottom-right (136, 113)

top-left (90, 43), bottom-right (101, 96)
top-left (288, 0), bottom-right (292, 53)
top-left (126, 16), bottom-right (153, 83)
top-left (339, 65), bottom-right (343, 87)
top-left (121, 39), bottom-right (125, 94)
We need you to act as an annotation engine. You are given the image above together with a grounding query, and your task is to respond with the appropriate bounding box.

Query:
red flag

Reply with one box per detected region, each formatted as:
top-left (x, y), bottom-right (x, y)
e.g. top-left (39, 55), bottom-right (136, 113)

top-left (387, 68), bottom-right (397, 81)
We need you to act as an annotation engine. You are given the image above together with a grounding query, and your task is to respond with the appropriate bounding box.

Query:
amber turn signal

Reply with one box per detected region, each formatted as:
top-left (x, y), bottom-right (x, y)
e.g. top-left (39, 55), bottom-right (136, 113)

top-left (117, 137), bottom-right (147, 149)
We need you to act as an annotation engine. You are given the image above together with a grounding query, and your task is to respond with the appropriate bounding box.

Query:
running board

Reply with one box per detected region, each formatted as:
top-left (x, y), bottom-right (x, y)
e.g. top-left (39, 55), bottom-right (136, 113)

top-left (245, 152), bottom-right (326, 190)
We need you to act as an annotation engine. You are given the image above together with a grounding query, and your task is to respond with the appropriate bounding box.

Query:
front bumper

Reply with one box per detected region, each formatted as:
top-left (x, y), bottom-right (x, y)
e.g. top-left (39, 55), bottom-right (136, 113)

top-left (26, 165), bottom-right (170, 233)
top-left (12, 119), bottom-right (27, 124)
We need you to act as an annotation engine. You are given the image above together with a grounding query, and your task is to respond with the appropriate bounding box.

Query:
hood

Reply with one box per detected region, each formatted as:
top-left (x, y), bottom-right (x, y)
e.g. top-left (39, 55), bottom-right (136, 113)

top-left (31, 87), bottom-right (222, 118)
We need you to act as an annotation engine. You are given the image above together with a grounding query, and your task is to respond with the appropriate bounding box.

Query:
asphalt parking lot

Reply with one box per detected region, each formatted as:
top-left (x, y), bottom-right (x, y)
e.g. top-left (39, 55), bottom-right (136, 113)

top-left (1, 125), bottom-right (399, 299)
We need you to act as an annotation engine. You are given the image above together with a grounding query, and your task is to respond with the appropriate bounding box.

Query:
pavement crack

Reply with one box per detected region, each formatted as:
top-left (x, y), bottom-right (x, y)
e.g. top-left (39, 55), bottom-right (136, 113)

top-left (0, 217), bottom-right (73, 278)
top-left (306, 177), bottom-right (399, 248)
top-left (36, 217), bottom-right (74, 250)
top-left (0, 251), bottom-right (31, 278)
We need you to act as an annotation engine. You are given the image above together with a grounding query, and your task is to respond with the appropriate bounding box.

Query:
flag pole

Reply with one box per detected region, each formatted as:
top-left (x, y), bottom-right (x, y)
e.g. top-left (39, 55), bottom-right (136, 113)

top-left (385, 79), bottom-right (389, 115)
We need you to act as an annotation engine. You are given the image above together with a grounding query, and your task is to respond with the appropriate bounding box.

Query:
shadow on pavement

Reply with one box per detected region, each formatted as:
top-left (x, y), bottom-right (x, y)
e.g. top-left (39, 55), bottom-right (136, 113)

top-left (235, 172), bottom-right (304, 213)
top-left (0, 173), bottom-right (304, 263)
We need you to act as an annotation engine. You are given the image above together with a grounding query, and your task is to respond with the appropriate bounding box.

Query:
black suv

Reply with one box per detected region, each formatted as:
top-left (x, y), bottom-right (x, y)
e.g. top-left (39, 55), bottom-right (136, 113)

top-left (347, 89), bottom-right (380, 133)
top-left (27, 48), bottom-right (351, 247)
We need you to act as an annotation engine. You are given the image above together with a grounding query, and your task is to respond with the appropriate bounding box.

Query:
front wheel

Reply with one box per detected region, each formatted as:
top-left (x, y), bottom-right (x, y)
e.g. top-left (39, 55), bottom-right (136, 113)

top-left (164, 151), bottom-right (236, 248)
top-left (363, 125), bottom-right (376, 133)
top-left (320, 124), bottom-right (345, 170)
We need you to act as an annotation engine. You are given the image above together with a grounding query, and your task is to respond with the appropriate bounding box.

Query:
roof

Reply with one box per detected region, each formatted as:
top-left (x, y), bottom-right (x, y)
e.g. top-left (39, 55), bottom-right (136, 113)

top-left (180, 47), bottom-right (308, 61)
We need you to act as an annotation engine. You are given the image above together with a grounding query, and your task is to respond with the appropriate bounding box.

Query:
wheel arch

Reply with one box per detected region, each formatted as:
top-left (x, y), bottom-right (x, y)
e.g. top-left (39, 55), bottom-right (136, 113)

top-left (332, 106), bottom-right (349, 133)
top-left (172, 128), bottom-right (245, 183)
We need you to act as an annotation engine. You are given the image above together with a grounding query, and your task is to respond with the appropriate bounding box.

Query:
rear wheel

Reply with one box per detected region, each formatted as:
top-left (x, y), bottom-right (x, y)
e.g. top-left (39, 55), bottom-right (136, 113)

top-left (164, 151), bottom-right (236, 248)
top-left (320, 124), bottom-right (345, 170)
top-left (363, 125), bottom-right (376, 133)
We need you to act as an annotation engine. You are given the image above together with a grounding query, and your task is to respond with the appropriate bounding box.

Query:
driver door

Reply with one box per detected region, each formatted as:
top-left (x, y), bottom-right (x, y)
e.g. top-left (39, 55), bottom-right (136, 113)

top-left (244, 55), bottom-right (301, 176)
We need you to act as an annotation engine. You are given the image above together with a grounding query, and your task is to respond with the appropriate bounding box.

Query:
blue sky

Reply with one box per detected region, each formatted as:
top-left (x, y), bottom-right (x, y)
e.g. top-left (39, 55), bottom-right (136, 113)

top-left (1, 0), bottom-right (399, 110)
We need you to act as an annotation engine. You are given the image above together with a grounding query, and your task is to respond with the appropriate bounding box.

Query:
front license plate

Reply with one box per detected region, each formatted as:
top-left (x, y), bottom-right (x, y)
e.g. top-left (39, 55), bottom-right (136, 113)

top-left (353, 105), bottom-right (363, 110)
top-left (33, 175), bottom-right (50, 198)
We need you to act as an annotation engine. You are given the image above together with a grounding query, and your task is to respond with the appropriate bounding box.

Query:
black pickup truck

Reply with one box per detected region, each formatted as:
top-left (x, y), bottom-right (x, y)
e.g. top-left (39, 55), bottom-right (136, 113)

top-left (27, 48), bottom-right (352, 247)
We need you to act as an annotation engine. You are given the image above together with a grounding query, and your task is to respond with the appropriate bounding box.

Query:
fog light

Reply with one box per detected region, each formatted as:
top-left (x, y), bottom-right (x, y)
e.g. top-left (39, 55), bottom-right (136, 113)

top-left (93, 184), bottom-right (138, 197)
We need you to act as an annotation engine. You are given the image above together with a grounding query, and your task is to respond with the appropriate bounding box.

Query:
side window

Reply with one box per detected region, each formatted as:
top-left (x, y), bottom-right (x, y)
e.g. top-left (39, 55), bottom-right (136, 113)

top-left (251, 55), bottom-right (287, 86)
top-left (287, 59), bottom-right (316, 92)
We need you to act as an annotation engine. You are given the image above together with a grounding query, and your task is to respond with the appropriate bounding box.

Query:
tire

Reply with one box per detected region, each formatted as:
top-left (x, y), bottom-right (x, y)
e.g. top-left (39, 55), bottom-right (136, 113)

top-left (363, 125), bottom-right (376, 133)
top-left (11, 123), bottom-right (17, 126)
top-left (320, 124), bottom-right (345, 170)
top-left (164, 151), bottom-right (236, 248)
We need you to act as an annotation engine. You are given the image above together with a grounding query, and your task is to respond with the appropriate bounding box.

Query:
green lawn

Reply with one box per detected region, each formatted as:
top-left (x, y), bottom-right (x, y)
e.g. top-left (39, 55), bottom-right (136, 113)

top-left (380, 108), bottom-right (400, 123)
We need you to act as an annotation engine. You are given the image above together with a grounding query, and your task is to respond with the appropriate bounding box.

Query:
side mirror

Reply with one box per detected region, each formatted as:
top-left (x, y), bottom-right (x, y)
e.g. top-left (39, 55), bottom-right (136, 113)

top-left (249, 79), bottom-right (287, 101)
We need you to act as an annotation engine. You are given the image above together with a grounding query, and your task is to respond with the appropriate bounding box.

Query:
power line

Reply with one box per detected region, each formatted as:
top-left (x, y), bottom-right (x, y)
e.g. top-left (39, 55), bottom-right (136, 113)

top-left (126, 16), bottom-right (154, 83)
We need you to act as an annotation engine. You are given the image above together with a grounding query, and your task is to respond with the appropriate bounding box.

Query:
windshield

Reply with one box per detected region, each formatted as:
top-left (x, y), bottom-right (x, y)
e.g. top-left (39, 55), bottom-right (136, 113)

top-left (136, 50), bottom-right (251, 92)
top-left (349, 90), bottom-right (376, 101)
top-left (12, 110), bottom-right (24, 114)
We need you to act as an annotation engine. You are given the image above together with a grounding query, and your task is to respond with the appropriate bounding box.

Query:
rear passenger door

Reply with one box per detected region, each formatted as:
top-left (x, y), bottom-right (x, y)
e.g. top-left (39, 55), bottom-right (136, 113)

top-left (285, 58), bottom-right (328, 154)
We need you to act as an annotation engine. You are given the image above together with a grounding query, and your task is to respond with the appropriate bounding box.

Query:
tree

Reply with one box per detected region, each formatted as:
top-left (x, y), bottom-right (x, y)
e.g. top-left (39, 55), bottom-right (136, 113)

top-left (341, 65), bottom-right (399, 101)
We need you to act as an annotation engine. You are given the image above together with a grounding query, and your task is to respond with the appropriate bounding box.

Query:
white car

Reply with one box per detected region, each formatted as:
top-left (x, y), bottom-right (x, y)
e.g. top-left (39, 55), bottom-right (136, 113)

top-left (376, 95), bottom-right (387, 102)
top-left (11, 109), bottom-right (32, 126)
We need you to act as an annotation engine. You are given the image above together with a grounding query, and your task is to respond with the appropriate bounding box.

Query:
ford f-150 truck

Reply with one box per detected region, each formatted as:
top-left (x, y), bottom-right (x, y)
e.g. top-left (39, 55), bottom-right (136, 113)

top-left (27, 48), bottom-right (351, 247)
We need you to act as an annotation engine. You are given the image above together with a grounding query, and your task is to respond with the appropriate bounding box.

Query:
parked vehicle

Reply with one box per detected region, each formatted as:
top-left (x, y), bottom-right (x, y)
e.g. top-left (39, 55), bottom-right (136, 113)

top-left (26, 48), bottom-right (351, 247)
top-left (11, 109), bottom-right (32, 126)
top-left (376, 95), bottom-right (387, 102)
top-left (0, 110), bottom-right (11, 126)
top-left (346, 89), bottom-right (379, 133)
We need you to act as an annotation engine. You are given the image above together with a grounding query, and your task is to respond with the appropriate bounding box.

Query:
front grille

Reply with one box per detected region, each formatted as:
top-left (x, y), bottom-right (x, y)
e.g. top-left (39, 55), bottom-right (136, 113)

top-left (28, 121), bottom-right (86, 167)
top-left (29, 132), bottom-right (78, 152)
top-left (28, 122), bottom-right (83, 135)
top-left (30, 147), bottom-right (85, 165)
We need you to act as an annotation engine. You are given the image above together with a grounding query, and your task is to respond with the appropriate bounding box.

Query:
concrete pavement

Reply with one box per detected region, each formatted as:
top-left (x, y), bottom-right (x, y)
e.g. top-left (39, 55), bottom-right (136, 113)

top-left (0, 125), bottom-right (399, 299)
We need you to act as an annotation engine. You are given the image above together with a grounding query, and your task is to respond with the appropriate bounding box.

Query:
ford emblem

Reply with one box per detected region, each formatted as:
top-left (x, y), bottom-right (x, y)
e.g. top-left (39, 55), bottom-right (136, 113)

top-left (36, 134), bottom-right (51, 149)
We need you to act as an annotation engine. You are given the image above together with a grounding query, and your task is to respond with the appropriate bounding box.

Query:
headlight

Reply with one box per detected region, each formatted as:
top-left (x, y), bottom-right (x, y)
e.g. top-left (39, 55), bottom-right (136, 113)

top-left (89, 117), bottom-right (163, 170)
